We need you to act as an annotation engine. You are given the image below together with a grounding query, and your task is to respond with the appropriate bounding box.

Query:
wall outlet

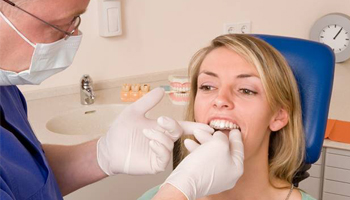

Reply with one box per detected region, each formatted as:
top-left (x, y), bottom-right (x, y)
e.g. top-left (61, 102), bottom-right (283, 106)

top-left (223, 21), bottom-right (251, 34)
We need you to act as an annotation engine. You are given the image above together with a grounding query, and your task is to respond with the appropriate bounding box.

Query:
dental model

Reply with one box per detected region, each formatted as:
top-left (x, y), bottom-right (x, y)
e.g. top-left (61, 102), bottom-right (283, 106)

top-left (121, 83), bottom-right (150, 102)
top-left (168, 75), bottom-right (190, 105)
top-left (120, 84), bottom-right (131, 102)
top-left (209, 119), bottom-right (240, 131)
top-left (130, 84), bottom-right (141, 101)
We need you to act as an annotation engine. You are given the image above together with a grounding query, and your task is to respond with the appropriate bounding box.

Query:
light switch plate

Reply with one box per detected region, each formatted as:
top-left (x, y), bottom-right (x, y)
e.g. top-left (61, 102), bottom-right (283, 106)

top-left (98, 0), bottom-right (122, 37)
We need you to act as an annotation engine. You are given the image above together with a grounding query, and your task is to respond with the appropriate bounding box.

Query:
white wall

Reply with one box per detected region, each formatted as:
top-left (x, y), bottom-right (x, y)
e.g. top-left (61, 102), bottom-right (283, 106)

top-left (19, 0), bottom-right (350, 121)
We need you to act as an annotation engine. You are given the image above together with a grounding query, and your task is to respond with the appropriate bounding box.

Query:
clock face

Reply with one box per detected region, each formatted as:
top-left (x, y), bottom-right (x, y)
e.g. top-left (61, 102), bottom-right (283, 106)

top-left (319, 24), bottom-right (349, 54)
top-left (310, 13), bottom-right (350, 62)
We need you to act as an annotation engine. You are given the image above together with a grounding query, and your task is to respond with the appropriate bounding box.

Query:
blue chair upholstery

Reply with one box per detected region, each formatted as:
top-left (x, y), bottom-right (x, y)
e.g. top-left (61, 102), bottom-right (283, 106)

top-left (254, 34), bottom-right (335, 164)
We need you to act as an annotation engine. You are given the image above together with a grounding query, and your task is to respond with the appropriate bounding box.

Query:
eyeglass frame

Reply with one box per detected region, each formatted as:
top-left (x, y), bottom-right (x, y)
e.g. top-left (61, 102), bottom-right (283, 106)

top-left (2, 0), bottom-right (81, 40)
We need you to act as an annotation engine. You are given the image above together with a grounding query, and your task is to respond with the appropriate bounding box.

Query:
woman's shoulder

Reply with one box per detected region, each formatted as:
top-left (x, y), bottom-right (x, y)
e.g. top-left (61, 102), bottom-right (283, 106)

top-left (299, 190), bottom-right (316, 200)
top-left (137, 185), bottom-right (161, 200)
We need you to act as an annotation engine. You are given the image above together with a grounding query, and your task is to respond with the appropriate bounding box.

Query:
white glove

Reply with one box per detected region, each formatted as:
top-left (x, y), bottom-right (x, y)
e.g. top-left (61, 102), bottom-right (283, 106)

top-left (164, 129), bottom-right (244, 200)
top-left (97, 87), bottom-right (213, 176)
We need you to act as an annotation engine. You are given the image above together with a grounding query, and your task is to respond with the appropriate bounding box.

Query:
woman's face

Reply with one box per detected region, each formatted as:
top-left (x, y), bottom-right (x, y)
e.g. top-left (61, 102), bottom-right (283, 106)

top-left (194, 47), bottom-right (279, 160)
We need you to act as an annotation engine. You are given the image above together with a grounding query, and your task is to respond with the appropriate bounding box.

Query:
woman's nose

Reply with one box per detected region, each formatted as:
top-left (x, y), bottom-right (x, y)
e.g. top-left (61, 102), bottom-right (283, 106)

top-left (213, 89), bottom-right (234, 110)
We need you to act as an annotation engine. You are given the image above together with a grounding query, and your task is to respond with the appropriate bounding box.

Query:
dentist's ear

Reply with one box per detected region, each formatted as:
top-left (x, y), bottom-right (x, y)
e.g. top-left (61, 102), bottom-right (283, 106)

top-left (269, 108), bottom-right (289, 131)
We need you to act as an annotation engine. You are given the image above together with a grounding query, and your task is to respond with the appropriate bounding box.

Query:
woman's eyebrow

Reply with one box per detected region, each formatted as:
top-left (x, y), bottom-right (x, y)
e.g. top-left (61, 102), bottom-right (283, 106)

top-left (198, 71), bottom-right (218, 77)
top-left (198, 71), bottom-right (260, 79)
top-left (236, 74), bottom-right (260, 79)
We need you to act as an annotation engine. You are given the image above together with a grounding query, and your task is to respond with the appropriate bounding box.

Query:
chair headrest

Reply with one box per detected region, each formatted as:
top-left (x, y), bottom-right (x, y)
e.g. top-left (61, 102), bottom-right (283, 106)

top-left (254, 34), bottom-right (335, 163)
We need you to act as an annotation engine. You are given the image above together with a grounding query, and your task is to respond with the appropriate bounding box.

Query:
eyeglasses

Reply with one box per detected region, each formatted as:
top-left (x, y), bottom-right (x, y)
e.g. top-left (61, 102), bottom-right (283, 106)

top-left (2, 0), bottom-right (81, 40)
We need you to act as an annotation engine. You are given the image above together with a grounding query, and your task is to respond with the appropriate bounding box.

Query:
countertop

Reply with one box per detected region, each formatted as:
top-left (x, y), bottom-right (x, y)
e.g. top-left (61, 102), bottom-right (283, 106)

top-left (27, 85), bottom-right (187, 146)
top-left (323, 139), bottom-right (350, 151)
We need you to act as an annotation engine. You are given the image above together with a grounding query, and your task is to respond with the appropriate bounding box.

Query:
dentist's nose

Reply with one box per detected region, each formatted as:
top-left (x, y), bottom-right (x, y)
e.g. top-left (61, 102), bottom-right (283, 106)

top-left (213, 89), bottom-right (234, 109)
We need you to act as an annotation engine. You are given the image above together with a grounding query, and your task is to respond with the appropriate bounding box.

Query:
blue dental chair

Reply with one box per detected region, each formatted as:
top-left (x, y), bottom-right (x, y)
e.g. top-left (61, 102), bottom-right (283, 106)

top-left (254, 34), bottom-right (335, 184)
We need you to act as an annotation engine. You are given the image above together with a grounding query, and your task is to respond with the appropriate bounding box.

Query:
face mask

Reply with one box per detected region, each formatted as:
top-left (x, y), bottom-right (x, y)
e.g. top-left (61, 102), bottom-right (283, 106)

top-left (0, 11), bottom-right (83, 85)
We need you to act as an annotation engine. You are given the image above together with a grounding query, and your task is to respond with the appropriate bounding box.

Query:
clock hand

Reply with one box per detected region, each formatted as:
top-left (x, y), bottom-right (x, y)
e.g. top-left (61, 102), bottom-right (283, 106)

top-left (333, 27), bottom-right (343, 40)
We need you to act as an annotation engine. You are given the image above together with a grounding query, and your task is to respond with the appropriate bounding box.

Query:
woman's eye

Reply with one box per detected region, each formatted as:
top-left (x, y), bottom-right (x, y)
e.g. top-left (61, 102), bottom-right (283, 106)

top-left (199, 85), bottom-right (215, 91)
top-left (239, 88), bottom-right (257, 95)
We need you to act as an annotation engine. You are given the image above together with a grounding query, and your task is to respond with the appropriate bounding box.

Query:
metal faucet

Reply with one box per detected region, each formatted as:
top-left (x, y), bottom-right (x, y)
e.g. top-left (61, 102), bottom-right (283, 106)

top-left (80, 74), bottom-right (95, 105)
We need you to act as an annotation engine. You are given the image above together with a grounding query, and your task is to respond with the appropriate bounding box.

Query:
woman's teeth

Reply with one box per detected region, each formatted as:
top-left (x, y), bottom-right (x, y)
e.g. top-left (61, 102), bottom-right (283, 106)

top-left (209, 120), bottom-right (240, 130)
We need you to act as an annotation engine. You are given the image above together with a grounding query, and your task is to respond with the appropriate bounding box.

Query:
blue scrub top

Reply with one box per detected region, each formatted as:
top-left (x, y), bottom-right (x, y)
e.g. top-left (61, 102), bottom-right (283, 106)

top-left (0, 86), bottom-right (63, 200)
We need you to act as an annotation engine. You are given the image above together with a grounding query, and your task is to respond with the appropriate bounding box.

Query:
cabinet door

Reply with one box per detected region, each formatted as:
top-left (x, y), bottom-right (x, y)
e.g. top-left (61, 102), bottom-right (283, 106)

top-left (323, 148), bottom-right (350, 199)
top-left (323, 192), bottom-right (350, 200)
top-left (324, 166), bottom-right (350, 184)
top-left (323, 180), bottom-right (350, 197)
top-left (326, 152), bottom-right (350, 169)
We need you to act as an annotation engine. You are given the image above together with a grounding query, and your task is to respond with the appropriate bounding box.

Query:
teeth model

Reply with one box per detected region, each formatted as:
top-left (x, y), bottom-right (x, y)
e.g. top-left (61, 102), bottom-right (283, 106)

top-left (168, 75), bottom-right (190, 105)
top-left (209, 119), bottom-right (240, 130)
top-left (120, 83), bottom-right (150, 102)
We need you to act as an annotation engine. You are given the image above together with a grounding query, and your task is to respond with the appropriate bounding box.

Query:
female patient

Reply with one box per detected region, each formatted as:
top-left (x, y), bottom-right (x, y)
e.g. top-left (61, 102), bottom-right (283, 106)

top-left (139, 34), bottom-right (315, 200)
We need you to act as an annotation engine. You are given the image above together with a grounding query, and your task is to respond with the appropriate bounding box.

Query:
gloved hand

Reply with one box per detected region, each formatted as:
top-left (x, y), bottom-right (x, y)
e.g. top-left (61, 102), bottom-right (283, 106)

top-left (163, 129), bottom-right (244, 200)
top-left (97, 87), bottom-right (213, 176)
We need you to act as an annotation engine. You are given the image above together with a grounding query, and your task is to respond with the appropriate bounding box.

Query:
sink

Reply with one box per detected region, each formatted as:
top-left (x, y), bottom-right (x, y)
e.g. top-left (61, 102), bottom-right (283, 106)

top-left (46, 104), bottom-right (127, 135)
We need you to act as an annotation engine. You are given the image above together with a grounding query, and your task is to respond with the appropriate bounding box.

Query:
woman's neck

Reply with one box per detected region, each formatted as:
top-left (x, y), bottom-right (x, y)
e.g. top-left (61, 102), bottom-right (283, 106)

top-left (223, 148), bottom-right (275, 200)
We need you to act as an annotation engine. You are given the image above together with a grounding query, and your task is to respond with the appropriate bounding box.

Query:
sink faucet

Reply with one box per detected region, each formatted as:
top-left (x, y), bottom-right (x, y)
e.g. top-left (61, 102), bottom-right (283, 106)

top-left (80, 74), bottom-right (95, 105)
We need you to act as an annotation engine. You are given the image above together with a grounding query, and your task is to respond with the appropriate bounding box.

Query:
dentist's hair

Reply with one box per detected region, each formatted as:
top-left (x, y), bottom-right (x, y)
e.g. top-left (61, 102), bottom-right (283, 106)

top-left (173, 34), bottom-right (305, 187)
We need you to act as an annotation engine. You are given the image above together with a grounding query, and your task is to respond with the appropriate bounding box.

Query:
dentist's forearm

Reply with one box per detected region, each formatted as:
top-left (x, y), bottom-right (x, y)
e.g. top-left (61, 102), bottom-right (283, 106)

top-left (42, 139), bottom-right (107, 196)
top-left (153, 184), bottom-right (188, 200)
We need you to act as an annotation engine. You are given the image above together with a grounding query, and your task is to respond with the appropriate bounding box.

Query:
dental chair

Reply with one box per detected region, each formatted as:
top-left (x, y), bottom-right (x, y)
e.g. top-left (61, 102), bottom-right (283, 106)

top-left (255, 34), bottom-right (335, 185)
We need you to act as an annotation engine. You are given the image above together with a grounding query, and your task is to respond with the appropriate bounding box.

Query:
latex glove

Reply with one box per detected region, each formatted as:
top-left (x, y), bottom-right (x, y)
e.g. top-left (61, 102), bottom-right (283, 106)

top-left (97, 87), bottom-right (213, 176)
top-left (142, 117), bottom-right (215, 153)
top-left (164, 129), bottom-right (244, 200)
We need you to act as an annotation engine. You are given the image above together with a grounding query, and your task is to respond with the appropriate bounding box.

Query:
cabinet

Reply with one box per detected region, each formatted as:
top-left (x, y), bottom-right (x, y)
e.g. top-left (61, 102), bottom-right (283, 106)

top-left (299, 149), bottom-right (324, 199)
top-left (299, 147), bottom-right (350, 200)
top-left (323, 148), bottom-right (350, 199)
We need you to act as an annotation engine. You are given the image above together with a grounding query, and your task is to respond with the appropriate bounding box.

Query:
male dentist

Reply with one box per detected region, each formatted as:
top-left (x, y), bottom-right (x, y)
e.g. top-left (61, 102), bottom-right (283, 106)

top-left (0, 0), bottom-right (244, 199)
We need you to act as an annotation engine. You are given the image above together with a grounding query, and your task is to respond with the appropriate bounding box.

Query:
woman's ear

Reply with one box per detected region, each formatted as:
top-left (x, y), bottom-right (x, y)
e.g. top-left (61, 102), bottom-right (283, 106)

top-left (269, 108), bottom-right (289, 131)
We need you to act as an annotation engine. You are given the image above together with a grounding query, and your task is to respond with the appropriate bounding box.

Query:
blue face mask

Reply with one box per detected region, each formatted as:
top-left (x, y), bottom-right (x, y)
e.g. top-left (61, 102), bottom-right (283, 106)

top-left (0, 11), bottom-right (83, 85)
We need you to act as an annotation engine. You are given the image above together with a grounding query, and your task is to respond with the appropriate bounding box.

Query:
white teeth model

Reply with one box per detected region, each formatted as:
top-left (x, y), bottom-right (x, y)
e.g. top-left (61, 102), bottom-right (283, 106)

top-left (172, 86), bottom-right (190, 92)
top-left (172, 92), bottom-right (189, 97)
top-left (209, 119), bottom-right (240, 130)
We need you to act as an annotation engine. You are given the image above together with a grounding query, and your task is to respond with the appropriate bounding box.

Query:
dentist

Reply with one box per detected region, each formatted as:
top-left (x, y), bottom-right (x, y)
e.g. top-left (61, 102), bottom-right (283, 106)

top-left (0, 0), bottom-right (244, 200)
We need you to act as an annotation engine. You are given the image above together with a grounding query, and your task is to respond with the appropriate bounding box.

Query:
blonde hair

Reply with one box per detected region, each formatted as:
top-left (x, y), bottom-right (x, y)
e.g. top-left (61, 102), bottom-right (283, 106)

top-left (173, 34), bottom-right (305, 186)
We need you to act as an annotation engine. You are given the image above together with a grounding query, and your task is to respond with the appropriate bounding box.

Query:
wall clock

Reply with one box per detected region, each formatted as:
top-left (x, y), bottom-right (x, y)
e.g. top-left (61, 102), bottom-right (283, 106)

top-left (310, 13), bottom-right (350, 63)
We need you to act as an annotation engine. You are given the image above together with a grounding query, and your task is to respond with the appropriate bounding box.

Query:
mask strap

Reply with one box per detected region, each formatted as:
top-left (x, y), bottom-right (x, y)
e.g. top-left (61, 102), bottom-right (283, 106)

top-left (0, 11), bottom-right (36, 48)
